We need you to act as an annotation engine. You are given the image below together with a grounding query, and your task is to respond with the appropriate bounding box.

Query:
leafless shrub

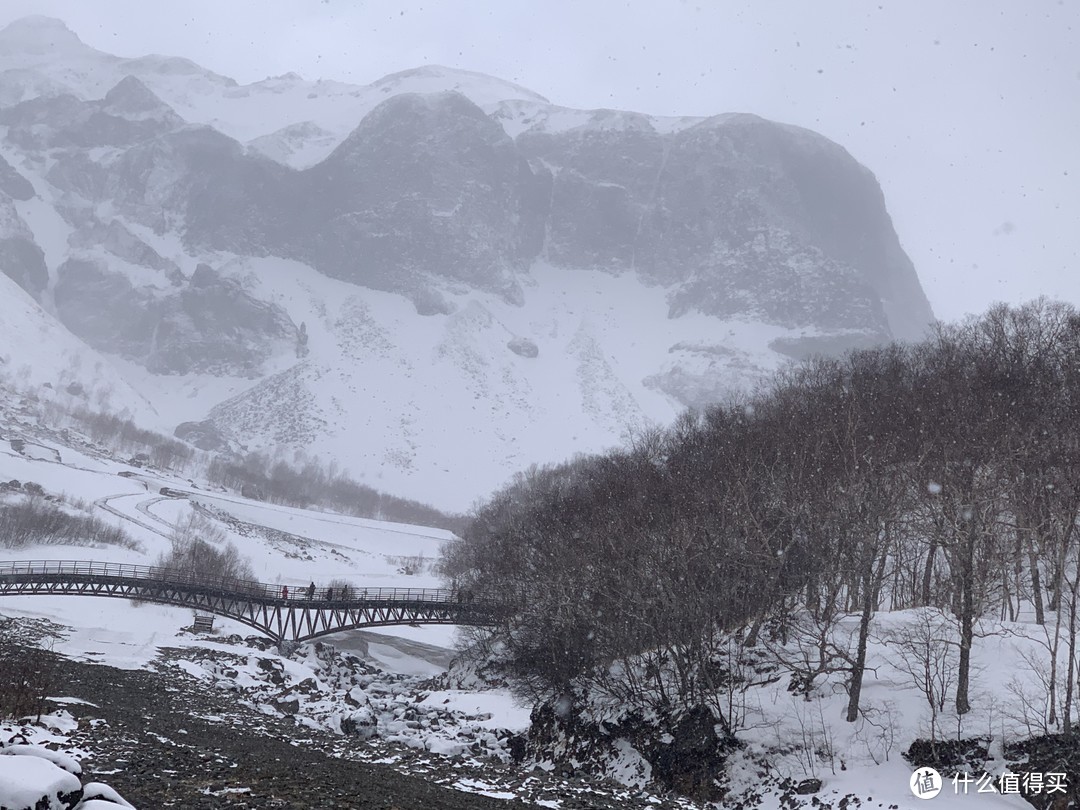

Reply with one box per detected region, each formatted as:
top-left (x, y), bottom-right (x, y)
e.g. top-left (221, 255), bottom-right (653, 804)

top-left (393, 553), bottom-right (428, 576)
top-left (0, 494), bottom-right (139, 550)
top-left (876, 608), bottom-right (959, 746)
top-left (326, 578), bottom-right (355, 600)
top-left (0, 616), bottom-right (66, 721)
top-left (156, 511), bottom-right (255, 583)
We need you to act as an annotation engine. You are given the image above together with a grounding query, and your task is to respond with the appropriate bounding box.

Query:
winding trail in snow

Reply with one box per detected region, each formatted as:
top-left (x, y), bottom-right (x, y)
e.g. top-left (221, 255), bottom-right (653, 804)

top-left (94, 493), bottom-right (179, 539)
top-left (133, 495), bottom-right (180, 529)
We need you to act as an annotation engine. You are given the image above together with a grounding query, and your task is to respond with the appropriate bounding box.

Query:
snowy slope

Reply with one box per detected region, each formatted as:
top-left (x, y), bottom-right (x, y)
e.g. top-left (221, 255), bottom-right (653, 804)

top-left (0, 201), bottom-right (810, 512)
top-left (193, 257), bottom-right (796, 510)
top-left (0, 273), bottom-right (159, 423)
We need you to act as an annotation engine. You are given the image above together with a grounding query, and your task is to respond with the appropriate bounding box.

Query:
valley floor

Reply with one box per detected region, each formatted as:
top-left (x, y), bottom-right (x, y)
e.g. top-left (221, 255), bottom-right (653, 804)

top-left (44, 653), bottom-right (526, 810)
top-left (37, 645), bottom-right (707, 810)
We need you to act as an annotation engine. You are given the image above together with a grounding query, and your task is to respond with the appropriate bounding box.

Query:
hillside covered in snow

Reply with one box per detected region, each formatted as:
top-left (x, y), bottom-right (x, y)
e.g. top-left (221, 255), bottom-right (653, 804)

top-left (0, 15), bottom-right (935, 511)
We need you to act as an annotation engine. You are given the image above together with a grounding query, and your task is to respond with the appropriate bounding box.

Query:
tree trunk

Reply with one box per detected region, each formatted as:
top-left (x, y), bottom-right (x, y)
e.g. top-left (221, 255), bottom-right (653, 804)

top-left (744, 615), bottom-right (763, 648)
top-left (955, 534), bottom-right (976, 716)
top-left (1064, 573), bottom-right (1079, 735)
top-left (846, 552), bottom-right (887, 722)
top-left (921, 537), bottom-right (938, 607)
top-left (806, 573), bottom-right (820, 620)
top-left (1029, 537), bottom-right (1046, 626)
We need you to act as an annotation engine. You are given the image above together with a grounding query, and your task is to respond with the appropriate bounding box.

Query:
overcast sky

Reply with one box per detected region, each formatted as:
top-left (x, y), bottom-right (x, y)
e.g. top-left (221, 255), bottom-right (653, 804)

top-left (1, 0), bottom-right (1077, 323)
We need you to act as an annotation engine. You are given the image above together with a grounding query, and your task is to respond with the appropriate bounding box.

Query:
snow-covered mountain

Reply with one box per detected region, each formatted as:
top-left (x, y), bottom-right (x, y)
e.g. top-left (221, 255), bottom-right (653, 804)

top-left (0, 16), bottom-right (935, 510)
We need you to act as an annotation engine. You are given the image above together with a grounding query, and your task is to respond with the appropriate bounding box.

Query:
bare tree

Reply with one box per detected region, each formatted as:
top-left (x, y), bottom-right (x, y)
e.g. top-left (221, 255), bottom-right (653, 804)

top-left (878, 608), bottom-right (959, 748)
top-left (157, 510), bottom-right (255, 583)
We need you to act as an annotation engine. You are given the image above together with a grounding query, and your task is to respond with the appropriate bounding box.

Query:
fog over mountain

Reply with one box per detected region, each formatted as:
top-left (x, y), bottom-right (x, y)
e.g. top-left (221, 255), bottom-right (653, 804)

top-left (0, 16), bottom-right (934, 509)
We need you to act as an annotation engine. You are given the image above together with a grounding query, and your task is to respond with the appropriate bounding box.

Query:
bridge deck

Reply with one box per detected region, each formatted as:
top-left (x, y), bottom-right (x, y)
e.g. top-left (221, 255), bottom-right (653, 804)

top-left (0, 560), bottom-right (505, 645)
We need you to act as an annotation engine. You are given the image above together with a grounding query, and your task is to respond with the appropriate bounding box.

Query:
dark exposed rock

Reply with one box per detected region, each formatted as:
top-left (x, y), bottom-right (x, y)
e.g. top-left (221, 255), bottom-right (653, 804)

top-left (0, 153), bottom-right (34, 200)
top-left (0, 86), bottom-right (181, 151)
top-left (410, 286), bottom-right (456, 316)
top-left (506, 733), bottom-right (527, 763)
top-left (0, 196), bottom-right (48, 299)
top-left (1004, 734), bottom-right (1080, 810)
top-left (517, 118), bottom-right (664, 270)
top-left (53, 258), bottom-right (295, 376)
top-left (507, 337), bottom-right (539, 358)
top-left (902, 737), bottom-right (991, 777)
top-left (0, 232), bottom-right (48, 299)
top-left (274, 696), bottom-right (301, 716)
top-left (44, 151), bottom-right (108, 201)
top-left (649, 705), bottom-right (735, 800)
top-left (256, 656), bottom-right (286, 685)
top-left (102, 75), bottom-right (175, 119)
top-left (518, 112), bottom-right (931, 340)
top-left (528, 700), bottom-right (735, 802)
top-left (190, 262), bottom-right (217, 287)
top-left (341, 708), bottom-right (378, 740)
top-left (292, 91), bottom-right (539, 299)
top-left (68, 219), bottom-right (183, 282)
top-left (162, 97), bottom-right (929, 341)
top-left (105, 125), bottom-right (290, 250)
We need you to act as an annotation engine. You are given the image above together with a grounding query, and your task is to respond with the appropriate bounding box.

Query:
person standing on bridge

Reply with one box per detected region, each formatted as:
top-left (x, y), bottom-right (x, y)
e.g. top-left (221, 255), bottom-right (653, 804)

top-left (307, 581), bottom-right (316, 600)
top-left (282, 585), bottom-right (289, 600)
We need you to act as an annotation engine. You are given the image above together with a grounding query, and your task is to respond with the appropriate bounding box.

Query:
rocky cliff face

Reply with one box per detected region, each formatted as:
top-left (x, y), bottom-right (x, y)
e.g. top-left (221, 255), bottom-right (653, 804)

top-left (53, 260), bottom-right (296, 375)
top-left (0, 16), bottom-right (935, 508)
top-left (0, 194), bottom-right (47, 298)
top-left (82, 87), bottom-right (929, 342)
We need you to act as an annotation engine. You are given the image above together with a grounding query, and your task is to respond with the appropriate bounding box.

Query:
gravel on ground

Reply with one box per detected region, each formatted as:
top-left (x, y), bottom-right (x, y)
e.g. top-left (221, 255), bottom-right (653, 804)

top-left (51, 655), bottom-right (541, 810)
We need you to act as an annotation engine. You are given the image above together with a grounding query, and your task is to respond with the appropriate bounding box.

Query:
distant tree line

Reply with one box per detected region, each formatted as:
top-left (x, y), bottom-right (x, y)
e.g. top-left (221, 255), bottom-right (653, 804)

top-left (0, 489), bottom-right (139, 551)
top-left (442, 300), bottom-right (1080, 737)
top-left (205, 452), bottom-right (466, 533)
top-left (36, 400), bottom-right (196, 471)
top-left (17, 386), bottom-right (463, 532)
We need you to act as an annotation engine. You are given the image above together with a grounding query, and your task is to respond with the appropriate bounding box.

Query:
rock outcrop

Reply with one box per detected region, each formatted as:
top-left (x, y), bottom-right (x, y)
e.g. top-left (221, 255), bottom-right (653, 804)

top-left (54, 260), bottom-right (295, 376)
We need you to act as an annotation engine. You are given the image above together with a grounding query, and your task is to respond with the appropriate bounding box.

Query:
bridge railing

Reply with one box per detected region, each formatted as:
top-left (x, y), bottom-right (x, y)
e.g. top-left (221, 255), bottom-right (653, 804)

top-left (0, 559), bottom-right (499, 607)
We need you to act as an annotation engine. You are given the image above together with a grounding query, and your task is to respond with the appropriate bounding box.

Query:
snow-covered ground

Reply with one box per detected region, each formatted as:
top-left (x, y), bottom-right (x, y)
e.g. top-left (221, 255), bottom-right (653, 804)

top-left (1, 708), bottom-right (134, 810)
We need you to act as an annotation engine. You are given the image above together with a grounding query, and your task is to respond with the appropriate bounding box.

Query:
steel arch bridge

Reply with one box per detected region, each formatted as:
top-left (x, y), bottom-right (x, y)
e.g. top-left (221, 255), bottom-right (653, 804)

top-left (0, 560), bottom-right (506, 645)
